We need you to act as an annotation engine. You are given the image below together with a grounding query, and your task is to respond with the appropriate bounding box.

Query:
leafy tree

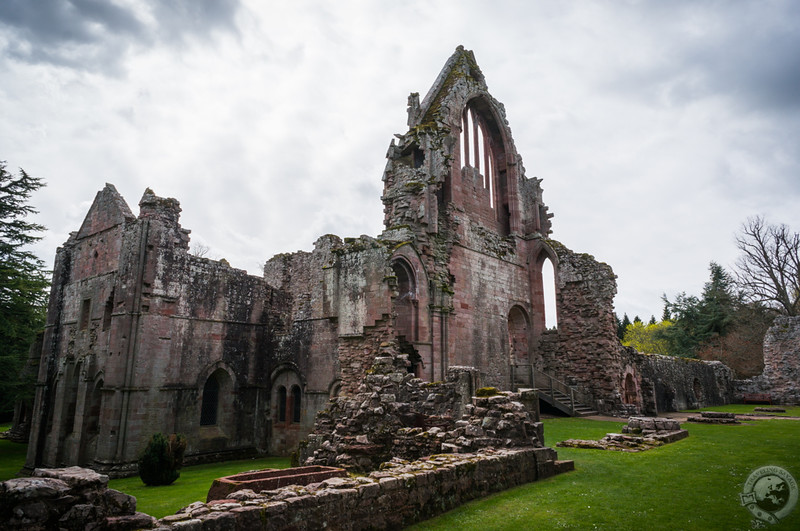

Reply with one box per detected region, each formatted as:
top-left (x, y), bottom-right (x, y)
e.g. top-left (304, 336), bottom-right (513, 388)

top-left (733, 216), bottom-right (800, 316)
top-left (0, 162), bottom-right (49, 420)
top-left (622, 320), bottom-right (673, 355)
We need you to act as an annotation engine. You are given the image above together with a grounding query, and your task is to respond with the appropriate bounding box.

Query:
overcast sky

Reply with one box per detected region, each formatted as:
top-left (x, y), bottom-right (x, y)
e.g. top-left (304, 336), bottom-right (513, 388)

top-left (1, 0), bottom-right (798, 321)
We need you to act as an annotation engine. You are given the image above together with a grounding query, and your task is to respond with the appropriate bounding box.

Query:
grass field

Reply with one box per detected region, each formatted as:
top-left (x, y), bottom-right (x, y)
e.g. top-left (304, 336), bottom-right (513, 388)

top-left (408, 416), bottom-right (800, 530)
top-left (3, 415), bottom-right (799, 528)
top-left (0, 423), bottom-right (28, 482)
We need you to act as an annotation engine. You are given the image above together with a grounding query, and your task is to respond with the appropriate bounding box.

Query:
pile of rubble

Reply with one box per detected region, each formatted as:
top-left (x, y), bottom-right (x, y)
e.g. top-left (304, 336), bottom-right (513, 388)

top-left (0, 467), bottom-right (155, 530)
top-left (557, 417), bottom-right (688, 452)
top-left (686, 411), bottom-right (740, 424)
top-left (300, 353), bottom-right (545, 472)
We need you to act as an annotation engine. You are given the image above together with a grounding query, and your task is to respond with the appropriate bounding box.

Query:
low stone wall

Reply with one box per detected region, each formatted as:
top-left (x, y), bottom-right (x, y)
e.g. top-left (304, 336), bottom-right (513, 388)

top-left (157, 448), bottom-right (570, 530)
top-left (624, 348), bottom-right (735, 414)
top-left (0, 466), bottom-right (156, 530)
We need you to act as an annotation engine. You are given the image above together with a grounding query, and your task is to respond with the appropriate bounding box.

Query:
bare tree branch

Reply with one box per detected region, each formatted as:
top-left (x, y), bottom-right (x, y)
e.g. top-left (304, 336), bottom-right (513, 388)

top-left (733, 216), bottom-right (800, 316)
top-left (191, 242), bottom-right (210, 258)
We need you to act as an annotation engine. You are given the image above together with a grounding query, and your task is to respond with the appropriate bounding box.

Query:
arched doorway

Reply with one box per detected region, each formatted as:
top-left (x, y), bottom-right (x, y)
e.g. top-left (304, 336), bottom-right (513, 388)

top-left (623, 373), bottom-right (637, 405)
top-left (392, 259), bottom-right (422, 375)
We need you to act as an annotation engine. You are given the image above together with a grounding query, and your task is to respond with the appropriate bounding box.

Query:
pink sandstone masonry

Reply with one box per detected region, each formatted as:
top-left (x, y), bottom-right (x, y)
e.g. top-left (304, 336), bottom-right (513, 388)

top-left (18, 46), bottom-right (738, 477)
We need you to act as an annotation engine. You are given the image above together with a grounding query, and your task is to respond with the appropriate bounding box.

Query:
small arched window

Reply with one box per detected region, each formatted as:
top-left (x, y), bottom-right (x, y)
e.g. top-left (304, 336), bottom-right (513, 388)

top-left (277, 386), bottom-right (287, 423)
top-left (291, 385), bottom-right (302, 423)
top-left (200, 374), bottom-right (220, 426)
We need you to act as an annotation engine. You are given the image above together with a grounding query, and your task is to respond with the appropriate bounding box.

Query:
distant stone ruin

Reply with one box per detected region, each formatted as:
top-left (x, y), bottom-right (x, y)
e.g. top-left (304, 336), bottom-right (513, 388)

top-left (17, 46), bottom-right (737, 476)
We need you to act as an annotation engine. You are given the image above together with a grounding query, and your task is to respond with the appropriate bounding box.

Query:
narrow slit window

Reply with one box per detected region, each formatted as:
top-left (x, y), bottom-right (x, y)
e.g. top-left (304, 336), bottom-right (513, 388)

top-left (277, 386), bottom-right (287, 423)
top-left (291, 385), bottom-right (302, 423)
top-left (459, 105), bottom-right (495, 208)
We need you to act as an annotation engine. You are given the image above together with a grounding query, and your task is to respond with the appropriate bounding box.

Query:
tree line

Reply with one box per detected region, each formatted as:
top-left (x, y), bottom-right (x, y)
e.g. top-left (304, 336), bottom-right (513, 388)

top-left (616, 217), bottom-right (799, 377)
top-left (1, 162), bottom-right (49, 422)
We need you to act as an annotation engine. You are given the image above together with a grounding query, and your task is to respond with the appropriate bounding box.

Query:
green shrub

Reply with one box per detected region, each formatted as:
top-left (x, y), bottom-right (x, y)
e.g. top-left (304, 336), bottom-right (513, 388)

top-left (138, 433), bottom-right (187, 486)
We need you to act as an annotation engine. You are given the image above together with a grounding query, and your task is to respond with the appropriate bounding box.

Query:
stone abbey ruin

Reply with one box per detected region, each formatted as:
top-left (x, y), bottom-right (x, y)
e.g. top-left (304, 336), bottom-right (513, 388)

top-left (22, 46), bottom-right (750, 478)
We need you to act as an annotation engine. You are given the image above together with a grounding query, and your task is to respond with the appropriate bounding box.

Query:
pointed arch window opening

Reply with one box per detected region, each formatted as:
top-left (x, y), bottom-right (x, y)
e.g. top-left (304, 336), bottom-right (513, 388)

top-left (461, 106), bottom-right (495, 209)
top-left (200, 374), bottom-right (220, 426)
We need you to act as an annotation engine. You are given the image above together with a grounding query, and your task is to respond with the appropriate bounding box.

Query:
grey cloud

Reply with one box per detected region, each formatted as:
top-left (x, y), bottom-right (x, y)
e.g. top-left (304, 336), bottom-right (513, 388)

top-left (0, 0), bottom-right (241, 73)
top-left (605, 0), bottom-right (800, 113)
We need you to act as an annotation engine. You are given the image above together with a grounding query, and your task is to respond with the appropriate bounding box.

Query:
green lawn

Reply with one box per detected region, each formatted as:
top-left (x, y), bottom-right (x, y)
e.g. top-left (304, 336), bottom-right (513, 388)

top-left (108, 456), bottom-right (291, 518)
top-left (408, 417), bottom-right (800, 530)
top-left (4, 417), bottom-right (800, 528)
top-left (0, 423), bottom-right (28, 481)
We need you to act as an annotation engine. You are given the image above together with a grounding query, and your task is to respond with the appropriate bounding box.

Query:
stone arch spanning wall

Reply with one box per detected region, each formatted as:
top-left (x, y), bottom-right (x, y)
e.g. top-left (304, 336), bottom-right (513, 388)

top-left (390, 247), bottom-right (432, 379)
top-left (270, 364), bottom-right (305, 455)
top-left (194, 363), bottom-right (236, 454)
top-left (507, 306), bottom-right (530, 365)
top-left (530, 243), bottom-right (559, 338)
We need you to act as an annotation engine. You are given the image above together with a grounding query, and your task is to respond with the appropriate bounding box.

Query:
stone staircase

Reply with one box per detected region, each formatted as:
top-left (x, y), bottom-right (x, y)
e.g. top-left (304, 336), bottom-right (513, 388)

top-left (511, 364), bottom-right (598, 417)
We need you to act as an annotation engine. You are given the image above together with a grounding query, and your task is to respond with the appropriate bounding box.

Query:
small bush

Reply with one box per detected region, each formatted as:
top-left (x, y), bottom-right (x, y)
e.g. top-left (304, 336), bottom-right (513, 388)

top-left (138, 433), bottom-right (187, 486)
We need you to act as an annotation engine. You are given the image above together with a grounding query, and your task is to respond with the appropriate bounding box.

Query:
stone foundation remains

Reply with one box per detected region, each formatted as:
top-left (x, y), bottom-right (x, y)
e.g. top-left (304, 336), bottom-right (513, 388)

top-left (686, 411), bottom-right (739, 424)
top-left (557, 417), bottom-right (688, 452)
top-left (206, 466), bottom-right (347, 503)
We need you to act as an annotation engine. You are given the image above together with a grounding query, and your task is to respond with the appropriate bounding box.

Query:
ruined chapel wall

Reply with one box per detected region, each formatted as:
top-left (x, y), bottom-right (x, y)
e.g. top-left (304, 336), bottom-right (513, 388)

top-left (541, 241), bottom-right (623, 412)
top-left (447, 243), bottom-right (532, 388)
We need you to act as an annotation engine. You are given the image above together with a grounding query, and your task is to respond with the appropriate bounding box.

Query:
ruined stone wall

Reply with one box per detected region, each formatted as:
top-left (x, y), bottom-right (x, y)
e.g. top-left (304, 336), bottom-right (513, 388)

top-left (301, 354), bottom-right (542, 473)
top-left (538, 241), bottom-right (623, 412)
top-left (736, 316), bottom-right (800, 405)
top-left (759, 316), bottom-right (800, 404)
top-left (156, 448), bottom-right (563, 531)
top-left (5, 450), bottom-right (566, 531)
top-left (0, 467), bottom-right (155, 530)
top-left (620, 348), bottom-right (735, 414)
top-left (26, 187), bottom-right (295, 475)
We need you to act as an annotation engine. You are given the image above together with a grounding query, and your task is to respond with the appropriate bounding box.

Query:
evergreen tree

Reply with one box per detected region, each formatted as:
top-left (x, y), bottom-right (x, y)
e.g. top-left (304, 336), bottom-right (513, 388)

top-left (661, 302), bottom-right (671, 322)
top-left (633, 315), bottom-right (642, 324)
top-left (648, 315), bottom-right (657, 325)
top-left (0, 162), bottom-right (49, 420)
top-left (660, 292), bottom-right (703, 357)
top-left (697, 262), bottom-right (736, 338)
top-left (619, 313), bottom-right (631, 340)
